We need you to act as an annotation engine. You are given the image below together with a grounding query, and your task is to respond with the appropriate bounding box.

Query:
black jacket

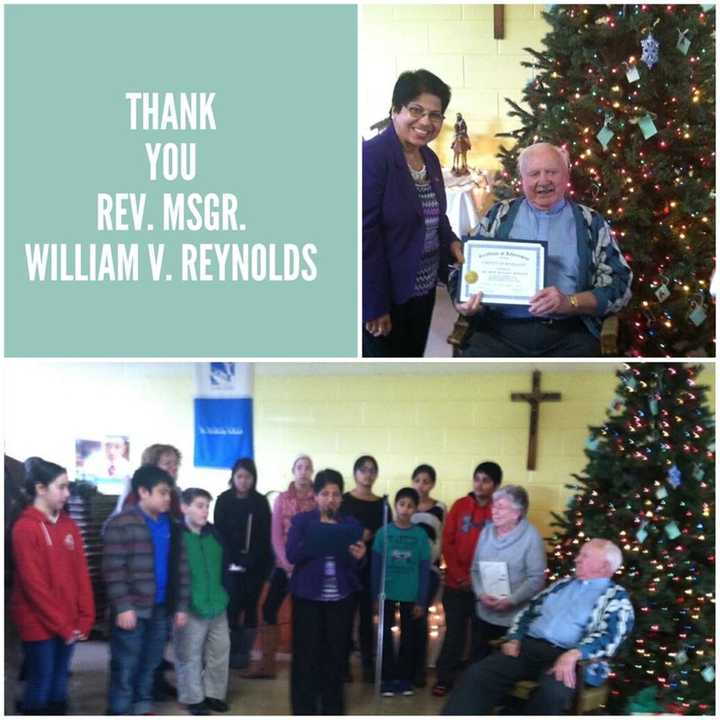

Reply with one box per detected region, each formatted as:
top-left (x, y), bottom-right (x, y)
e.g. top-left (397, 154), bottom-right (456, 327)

top-left (213, 489), bottom-right (273, 581)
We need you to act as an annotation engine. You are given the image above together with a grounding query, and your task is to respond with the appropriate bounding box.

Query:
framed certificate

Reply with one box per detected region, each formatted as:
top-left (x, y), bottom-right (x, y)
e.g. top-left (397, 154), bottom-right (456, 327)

top-left (457, 238), bottom-right (547, 305)
top-left (478, 560), bottom-right (511, 597)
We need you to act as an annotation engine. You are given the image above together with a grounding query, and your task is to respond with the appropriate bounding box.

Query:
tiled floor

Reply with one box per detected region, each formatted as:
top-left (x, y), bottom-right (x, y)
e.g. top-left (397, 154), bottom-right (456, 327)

top-left (6, 640), bottom-right (448, 716)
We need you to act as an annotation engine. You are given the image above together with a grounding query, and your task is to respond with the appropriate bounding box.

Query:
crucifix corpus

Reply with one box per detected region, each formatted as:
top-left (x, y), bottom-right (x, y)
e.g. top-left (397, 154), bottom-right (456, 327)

top-left (511, 370), bottom-right (562, 470)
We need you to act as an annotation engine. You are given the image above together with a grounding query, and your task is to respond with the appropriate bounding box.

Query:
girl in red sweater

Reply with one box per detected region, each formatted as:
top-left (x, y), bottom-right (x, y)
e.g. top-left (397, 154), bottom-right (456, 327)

top-left (10, 458), bottom-right (94, 715)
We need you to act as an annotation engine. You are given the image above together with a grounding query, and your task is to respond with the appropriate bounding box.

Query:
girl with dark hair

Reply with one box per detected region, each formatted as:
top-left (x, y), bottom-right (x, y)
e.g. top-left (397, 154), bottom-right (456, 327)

top-left (410, 463), bottom-right (447, 686)
top-left (363, 68), bottom-right (464, 357)
top-left (213, 458), bottom-right (273, 672)
top-left (339, 454), bottom-right (385, 682)
top-left (286, 469), bottom-right (366, 714)
top-left (10, 458), bottom-right (95, 714)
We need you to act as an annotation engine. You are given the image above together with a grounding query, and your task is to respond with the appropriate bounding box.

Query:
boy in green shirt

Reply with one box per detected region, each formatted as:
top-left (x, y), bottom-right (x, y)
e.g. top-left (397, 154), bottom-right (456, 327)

top-left (372, 487), bottom-right (430, 697)
top-left (173, 488), bottom-right (231, 715)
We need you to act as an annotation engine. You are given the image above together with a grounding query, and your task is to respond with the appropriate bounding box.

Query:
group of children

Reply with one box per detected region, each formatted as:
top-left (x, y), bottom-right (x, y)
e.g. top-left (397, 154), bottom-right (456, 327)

top-left (9, 448), bottom-right (504, 715)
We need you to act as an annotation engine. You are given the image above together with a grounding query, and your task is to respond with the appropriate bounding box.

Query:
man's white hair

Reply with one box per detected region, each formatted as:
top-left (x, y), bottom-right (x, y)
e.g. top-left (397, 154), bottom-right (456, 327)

top-left (518, 142), bottom-right (571, 176)
top-left (590, 538), bottom-right (623, 573)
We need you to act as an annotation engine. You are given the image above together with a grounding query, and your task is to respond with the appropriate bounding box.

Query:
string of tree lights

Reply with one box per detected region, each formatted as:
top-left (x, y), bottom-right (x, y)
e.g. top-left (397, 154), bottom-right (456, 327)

top-left (546, 363), bottom-right (715, 714)
top-left (493, 5), bottom-right (715, 358)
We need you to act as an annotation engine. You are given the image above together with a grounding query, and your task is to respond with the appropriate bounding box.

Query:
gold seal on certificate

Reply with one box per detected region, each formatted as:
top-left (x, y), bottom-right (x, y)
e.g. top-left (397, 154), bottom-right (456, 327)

top-left (457, 238), bottom-right (547, 305)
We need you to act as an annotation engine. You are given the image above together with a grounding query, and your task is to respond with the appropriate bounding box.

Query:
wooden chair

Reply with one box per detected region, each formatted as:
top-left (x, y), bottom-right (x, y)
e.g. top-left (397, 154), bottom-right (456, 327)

top-left (506, 659), bottom-right (610, 715)
top-left (485, 638), bottom-right (612, 715)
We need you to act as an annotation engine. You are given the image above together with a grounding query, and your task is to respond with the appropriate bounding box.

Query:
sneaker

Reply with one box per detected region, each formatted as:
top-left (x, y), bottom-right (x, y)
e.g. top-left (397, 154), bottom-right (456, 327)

top-left (187, 702), bottom-right (210, 715)
top-left (397, 681), bottom-right (415, 696)
top-left (381, 682), bottom-right (396, 697)
top-left (431, 682), bottom-right (450, 697)
top-left (204, 698), bottom-right (229, 713)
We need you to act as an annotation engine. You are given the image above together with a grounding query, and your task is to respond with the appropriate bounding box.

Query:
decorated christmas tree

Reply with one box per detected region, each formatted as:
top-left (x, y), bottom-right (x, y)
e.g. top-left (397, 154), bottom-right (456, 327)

top-left (494, 5), bottom-right (715, 357)
top-left (547, 363), bottom-right (715, 714)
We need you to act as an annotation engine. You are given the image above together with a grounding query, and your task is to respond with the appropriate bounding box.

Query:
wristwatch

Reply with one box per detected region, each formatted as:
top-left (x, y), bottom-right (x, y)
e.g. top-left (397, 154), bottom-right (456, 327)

top-left (568, 294), bottom-right (579, 309)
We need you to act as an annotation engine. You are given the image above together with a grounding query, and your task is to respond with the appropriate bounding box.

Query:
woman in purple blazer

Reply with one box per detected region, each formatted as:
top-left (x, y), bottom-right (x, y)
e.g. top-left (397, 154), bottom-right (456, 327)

top-left (286, 469), bottom-right (366, 715)
top-left (363, 69), bottom-right (463, 357)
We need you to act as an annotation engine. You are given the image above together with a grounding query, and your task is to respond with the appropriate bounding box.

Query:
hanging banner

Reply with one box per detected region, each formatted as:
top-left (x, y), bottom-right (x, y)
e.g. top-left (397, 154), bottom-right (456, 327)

top-left (194, 363), bottom-right (253, 469)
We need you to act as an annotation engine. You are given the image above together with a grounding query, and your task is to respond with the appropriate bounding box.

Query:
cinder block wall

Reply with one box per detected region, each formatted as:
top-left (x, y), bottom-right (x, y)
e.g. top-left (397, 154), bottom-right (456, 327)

top-left (360, 4), bottom-right (550, 170)
top-left (254, 367), bottom-right (716, 541)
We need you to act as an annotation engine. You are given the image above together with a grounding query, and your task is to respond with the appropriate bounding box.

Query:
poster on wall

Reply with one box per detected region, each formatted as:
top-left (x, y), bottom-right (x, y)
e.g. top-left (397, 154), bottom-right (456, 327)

top-left (75, 435), bottom-right (131, 495)
top-left (194, 363), bottom-right (253, 469)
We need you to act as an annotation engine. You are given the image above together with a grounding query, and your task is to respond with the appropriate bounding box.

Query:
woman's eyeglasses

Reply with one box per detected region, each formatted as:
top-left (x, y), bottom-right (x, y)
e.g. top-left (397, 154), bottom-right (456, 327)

top-left (405, 104), bottom-right (445, 124)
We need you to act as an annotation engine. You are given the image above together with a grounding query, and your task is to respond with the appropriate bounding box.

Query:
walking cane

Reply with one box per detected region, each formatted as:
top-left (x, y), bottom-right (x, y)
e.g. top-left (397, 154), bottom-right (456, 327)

top-left (374, 495), bottom-right (391, 703)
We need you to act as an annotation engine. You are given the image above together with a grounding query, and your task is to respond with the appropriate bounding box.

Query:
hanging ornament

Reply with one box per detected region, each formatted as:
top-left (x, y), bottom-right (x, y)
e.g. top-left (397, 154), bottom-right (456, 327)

top-left (655, 276), bottom-right (671, 302)
top-left (624, 374), bottom-right (638, 391)
top-left (688, 292), bottom-right (708, 326)
top-left (676, 29), bottom-right (691, 55)
top-left (655, 485), bottom-right (668, 500)
top-left (649, 397), bottom-right (659, 415)
top-left (596, 111), bottom-right (614, 151)
top-left (664, 521), bottom-right (681, 539)
top-left (641, 33), bottom-right (660, 68)
top-left (586, 436), bottom-right (600, 451)
top-left (636, 521), bottom-right (648, 543)
top-left (638, 114), bottom-right (658, 139)
top-left (667, 464), bottom-right (682, 488)
top-left (702, 666), bottom-right (715, 683)
top-left (692, 464), bottom-right (705, 481)
top-left (623, 61), bottom-right (640, 83)
top-left (675, 649), bottom-right (688, 665)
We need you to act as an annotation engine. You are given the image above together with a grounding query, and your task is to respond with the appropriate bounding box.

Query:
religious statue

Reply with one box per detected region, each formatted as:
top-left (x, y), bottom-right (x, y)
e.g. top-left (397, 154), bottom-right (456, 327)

top-left (451, 113), bottom-right (471, 176)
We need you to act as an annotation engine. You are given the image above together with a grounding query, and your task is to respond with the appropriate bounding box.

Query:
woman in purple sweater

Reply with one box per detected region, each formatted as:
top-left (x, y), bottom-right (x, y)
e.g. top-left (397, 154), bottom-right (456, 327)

top-left (286, 469), bottom-right (366, 715)
top-left (363, 69), bottom-right (464, 358)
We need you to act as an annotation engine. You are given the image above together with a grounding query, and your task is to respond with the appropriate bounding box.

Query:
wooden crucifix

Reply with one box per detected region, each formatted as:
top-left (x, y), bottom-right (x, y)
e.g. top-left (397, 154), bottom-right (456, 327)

top-left (493, 4), bottom-right (505, 39)
top-left (511, 370), bottom-right (561, 470)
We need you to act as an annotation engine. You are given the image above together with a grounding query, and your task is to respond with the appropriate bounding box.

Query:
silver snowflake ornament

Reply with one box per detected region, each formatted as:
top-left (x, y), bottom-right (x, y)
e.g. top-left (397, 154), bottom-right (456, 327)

top-left (641, 33), bottom-right (660, 68)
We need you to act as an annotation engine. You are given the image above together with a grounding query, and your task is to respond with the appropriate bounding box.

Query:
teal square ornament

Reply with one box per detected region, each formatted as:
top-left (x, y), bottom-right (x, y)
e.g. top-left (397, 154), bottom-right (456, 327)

top-left (664, 521), bottom-right (681, 539)
top-left (596, 125), bottom-right (614, 150)
top-left (639, 115), bottom-right (658, 139)
top-left (689, 305), bottom-right (707, 326)
top-left (677, 34), bottom-right (691, 55)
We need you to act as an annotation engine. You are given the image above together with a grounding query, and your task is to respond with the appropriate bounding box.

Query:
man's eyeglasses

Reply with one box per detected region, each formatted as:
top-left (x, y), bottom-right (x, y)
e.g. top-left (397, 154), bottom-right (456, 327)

top-left (405, 104), bottom-right (445, 124)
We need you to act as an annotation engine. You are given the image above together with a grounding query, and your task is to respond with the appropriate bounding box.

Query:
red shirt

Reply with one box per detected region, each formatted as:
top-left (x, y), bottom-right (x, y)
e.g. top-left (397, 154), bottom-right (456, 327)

top-left (10, 506), bottom-right (95, 641)
top-left (442, 494), bottom-right (492, 590)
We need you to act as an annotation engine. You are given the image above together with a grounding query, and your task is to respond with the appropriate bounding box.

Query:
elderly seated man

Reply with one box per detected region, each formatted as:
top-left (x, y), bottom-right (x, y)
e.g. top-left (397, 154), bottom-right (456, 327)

top-left (442, 538), bottom-right (634, 716)
top-left (455, 143), bottom-right (632, 357)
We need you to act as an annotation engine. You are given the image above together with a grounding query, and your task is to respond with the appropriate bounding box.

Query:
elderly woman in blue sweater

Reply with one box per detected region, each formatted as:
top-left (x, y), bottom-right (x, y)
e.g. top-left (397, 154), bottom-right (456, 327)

top-left (470, 485), bottom-right (547, 659)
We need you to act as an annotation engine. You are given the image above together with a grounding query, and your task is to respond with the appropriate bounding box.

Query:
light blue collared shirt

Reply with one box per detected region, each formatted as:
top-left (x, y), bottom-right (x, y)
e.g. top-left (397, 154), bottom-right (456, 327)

top-left (527, 577), bottom-right (611, 648)
top-left (497, 198), bottom-right (579, 319)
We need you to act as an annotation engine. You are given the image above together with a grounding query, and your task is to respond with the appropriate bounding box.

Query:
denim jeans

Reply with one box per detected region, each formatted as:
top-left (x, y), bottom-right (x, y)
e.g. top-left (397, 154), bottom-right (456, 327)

top-left (22, 637), bottom-right (75, 711)
top-left (108, 605), bottom-right (169, 715)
